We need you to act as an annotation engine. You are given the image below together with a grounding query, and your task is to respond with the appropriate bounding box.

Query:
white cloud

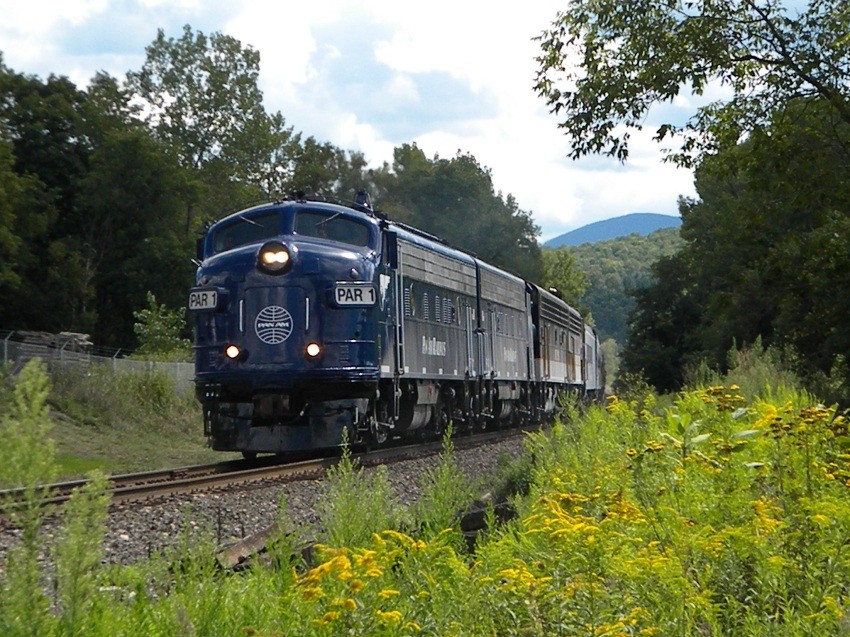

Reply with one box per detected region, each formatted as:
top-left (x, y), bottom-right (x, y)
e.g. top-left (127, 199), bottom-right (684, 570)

top-left (0, 0), bottom-right (697, 241)
top-left (0, 0), bottom-right (108, 35)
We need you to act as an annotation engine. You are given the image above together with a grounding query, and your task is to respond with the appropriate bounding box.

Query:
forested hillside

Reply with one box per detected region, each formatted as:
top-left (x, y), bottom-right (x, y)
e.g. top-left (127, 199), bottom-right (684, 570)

top-left (566, 227), bottom-right (683, 345)
top-left (0, 27), bottom-right (541, 349)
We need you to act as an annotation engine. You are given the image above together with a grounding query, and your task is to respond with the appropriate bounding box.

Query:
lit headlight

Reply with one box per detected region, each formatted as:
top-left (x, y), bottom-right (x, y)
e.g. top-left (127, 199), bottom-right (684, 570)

top-left (225, 345), bottom-right (242, 359)
top-left (305, 342), bottom-right (322, 358)
top-left (257, 241), bottom-right (291, 274)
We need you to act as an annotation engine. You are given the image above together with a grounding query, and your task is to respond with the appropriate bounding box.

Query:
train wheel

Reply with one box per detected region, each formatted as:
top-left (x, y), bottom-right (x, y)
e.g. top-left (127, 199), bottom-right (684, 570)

top-left (369, 421), bottom-right (389, 447)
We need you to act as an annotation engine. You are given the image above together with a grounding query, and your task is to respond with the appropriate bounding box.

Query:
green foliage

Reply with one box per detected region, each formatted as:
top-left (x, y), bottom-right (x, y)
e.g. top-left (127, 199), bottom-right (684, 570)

top-left (412, 425), bottom-right (475, 538)
top-left (540, 248), bottom-right (588, 307)
top-left (622, 99), bottom-right (850, 398)
top-left (600, 338), bottom-right (619, 388)
top-left (128, 24), bottom-right (269, 173)
top-left (132, 291), bottom-right (192, 361)
top-left (50, 364), bottom-right (187, 430)
top-left (0, 360), bottom-right (58, 637)
top-left (4, 371), bottom-right (850, 634)
top-left (54, 471), bottom-right (110, 637)
top-left (317, 441), bottom-right (401, 548)
top-left (534, 0), bottom-right (850, 166)
top-left (0, 359), bottom-right (57, 490)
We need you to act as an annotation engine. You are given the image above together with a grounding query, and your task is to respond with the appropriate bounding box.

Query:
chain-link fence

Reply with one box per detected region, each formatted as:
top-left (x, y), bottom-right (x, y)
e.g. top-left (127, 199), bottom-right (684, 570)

top-left (1, 330), bottom-right (194, 395)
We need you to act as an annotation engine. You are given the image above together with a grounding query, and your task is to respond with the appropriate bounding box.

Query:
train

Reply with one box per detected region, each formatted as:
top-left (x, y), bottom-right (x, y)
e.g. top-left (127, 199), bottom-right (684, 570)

top-left (189, 193), bottom-right (604, 456)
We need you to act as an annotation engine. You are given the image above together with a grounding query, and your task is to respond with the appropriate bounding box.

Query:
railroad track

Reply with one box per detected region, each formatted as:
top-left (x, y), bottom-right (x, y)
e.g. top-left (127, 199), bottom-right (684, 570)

top-left (0, 427), bottom-right (527, 511)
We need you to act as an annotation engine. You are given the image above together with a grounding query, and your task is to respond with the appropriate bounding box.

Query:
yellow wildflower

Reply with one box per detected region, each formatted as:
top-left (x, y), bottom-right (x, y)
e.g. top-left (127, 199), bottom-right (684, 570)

top-left (319, 611), bottom-right (340, 623)
top-left (404, 621), bottom-right (422, 632)
top-left (343, 598), bottom-right (358, 611)
top-left (301, 586), bottom-right (324, 601)
top-left (376, 610), bottom-right (402, 623)
top-left (378, 589), bottom-right (400, 599)
top-left (348, 579), bottom-right (365, 593)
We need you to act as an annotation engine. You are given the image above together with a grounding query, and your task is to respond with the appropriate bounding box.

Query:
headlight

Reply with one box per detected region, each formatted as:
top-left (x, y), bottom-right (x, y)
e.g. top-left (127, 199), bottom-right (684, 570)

top-left (225, 344), bottom-right (242, 359)
top-left (257, 241), bottom-right (291, 274)
top-left (305, 342), bottom-right (322, 358)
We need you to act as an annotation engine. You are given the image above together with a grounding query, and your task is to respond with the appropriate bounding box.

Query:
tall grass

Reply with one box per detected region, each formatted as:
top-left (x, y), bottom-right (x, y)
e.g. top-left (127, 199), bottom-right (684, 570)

top-left (49, 364), bottom-right (195, 432)
top-left (4, 353), bottom-right (850, 634)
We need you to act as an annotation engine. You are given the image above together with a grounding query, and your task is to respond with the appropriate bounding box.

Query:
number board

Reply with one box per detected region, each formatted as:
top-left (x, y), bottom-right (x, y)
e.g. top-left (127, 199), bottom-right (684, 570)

top-left (334, 283), bottom-right (376, 307)
top-left (188, 288), bottom-right (218, 311)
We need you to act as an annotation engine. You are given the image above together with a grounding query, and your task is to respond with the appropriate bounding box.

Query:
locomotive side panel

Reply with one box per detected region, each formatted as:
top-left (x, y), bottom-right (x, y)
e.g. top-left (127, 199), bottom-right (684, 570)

top-left (532, 287), bottom-right (584, 388)
top-left (478, 263), bottom-right (531, 382)
top-left (397, 238), bottom-right (477, 380)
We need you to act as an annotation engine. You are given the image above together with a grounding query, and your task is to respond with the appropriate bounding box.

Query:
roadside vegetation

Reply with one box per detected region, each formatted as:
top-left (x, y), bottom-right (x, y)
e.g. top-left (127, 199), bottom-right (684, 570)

top-left (0, 361), bottom-right (226, 480)
top-left (2, 346), bottom-right (849, 635)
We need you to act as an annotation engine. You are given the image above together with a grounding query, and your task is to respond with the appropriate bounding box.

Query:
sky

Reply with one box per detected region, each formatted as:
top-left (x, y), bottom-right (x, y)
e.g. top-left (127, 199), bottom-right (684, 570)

top-left (0, 0), bottom-right (698, 242)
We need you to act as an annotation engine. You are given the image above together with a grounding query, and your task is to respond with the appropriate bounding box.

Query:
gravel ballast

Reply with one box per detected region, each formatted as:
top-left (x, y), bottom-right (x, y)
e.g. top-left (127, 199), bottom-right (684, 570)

top-left (0, 436), bottom-right (527, 568)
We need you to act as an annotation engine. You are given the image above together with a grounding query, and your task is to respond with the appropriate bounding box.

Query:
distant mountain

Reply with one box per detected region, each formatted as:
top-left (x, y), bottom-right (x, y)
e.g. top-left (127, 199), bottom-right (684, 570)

top-left (544, 213), bottom-right (681, 248)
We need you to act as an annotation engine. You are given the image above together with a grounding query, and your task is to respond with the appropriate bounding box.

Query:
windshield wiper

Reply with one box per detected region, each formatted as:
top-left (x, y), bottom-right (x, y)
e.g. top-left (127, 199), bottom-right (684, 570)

top-left (315, 212), bottom-right (341, 228)
top-left (238, 214), bottom-right (262, 227)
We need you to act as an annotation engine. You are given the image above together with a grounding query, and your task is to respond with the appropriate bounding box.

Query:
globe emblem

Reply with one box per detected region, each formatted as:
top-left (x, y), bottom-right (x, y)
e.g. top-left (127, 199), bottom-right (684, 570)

top-left (255, 305), bottom-right (293, 344)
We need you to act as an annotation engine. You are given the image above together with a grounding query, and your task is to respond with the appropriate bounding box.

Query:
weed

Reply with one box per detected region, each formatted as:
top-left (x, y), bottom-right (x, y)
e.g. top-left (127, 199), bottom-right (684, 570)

top-left (317, 438), bottom-right (400, 548)
top-left (413, 424), bottom-right (475, 538)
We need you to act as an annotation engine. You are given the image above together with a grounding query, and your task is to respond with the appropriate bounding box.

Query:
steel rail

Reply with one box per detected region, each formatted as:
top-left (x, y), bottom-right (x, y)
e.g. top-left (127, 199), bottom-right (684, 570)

top-left (0, 426), bottom-right (528, 511)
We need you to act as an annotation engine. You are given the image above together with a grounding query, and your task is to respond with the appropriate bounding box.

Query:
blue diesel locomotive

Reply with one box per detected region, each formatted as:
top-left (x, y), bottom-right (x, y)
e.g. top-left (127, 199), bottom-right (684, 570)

top-left (189, 195), bottom-right (603, 456)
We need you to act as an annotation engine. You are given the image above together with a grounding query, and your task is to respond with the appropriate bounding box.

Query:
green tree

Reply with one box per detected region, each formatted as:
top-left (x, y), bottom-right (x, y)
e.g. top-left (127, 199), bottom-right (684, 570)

top-left (0, 141), bottom-right (25, 293)
top-left (621, 98), bottom-right (850, 398)
top-left (79, 129), bottom-right (194, 346)
top-left (0, 360), bottom-right (57, 636)
top-left (127, 24), bottom-right (300, 226)
top-left (377, 144), bottom-right (543, 281)
top-left (541, 248), bottom-right (588, 307)
top-left (0, 60), bottom-right (96, 333)
top-left (535, 0), bottom-right (850, 166)
top-left (621, 252), bottom-right (702, 393)
top-left (128, 24), bottom-right (269, 173)
top-left (132, 291), bottom-right (191, 360)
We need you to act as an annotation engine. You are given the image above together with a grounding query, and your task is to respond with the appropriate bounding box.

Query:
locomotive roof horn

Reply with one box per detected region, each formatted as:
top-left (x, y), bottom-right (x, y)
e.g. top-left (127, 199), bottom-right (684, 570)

top-left (354, 189), bottom-right (372, 209)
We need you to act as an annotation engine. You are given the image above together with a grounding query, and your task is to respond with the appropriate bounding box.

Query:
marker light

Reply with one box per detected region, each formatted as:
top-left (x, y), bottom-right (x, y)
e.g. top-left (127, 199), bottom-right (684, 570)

top-left (257, 241), bottom-right (291, 274)
top-left (225, 345), bottom-right (242, 360)
top-left (305, 342), bottom-right (322, 358)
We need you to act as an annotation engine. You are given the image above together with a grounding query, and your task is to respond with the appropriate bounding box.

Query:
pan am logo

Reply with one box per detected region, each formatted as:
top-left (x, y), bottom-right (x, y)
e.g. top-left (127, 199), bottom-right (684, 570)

top-left (255, 306), bottom-right (293, 344)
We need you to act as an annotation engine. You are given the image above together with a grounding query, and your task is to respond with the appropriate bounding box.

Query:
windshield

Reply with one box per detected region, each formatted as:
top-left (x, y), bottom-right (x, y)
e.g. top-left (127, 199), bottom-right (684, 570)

top-left (294, 210), bottom-right (372, 248)
top-left (211, 211), bottom-right (282, 254)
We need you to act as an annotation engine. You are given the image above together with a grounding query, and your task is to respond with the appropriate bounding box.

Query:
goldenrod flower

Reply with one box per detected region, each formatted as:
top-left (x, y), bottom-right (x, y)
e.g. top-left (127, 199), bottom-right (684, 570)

top-left (301, 586), bottom-right (324, 601)
top-left (319, 611), bottom-right (340, 623)
top-left (378, 589), bottom-right (400, 599)
top-left (376, 610), bottom-right (402, 623)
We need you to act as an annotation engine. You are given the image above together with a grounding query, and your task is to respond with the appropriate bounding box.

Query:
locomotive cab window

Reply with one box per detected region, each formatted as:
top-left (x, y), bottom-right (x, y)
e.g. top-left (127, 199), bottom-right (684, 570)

top-left (294, 211), bottom-right (372, 248)
top-left (211, 211), bottom-right (282, 254)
